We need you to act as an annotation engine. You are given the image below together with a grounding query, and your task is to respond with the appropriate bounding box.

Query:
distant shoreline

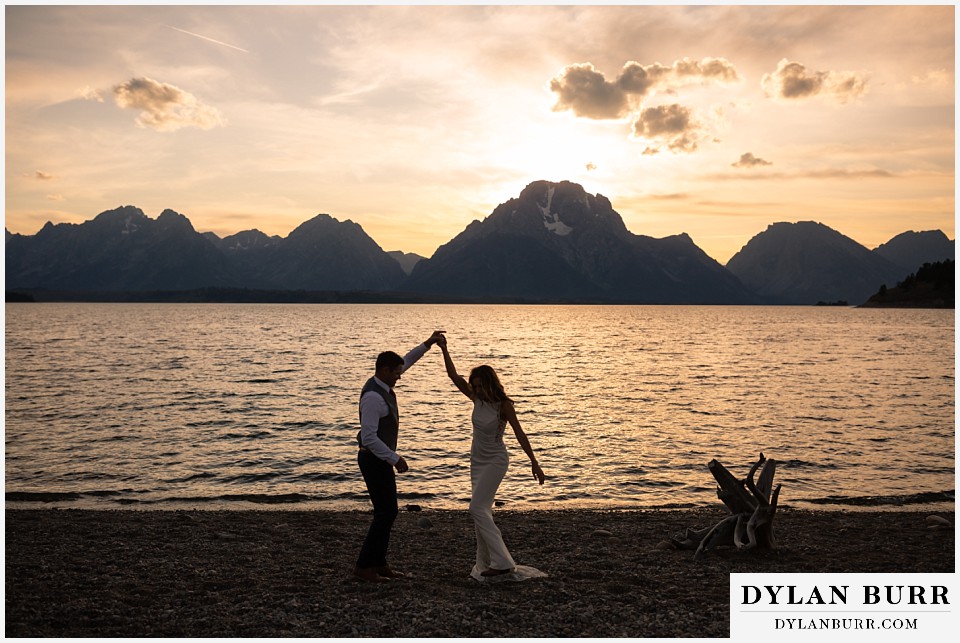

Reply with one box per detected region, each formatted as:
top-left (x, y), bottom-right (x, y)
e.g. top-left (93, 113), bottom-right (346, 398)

top-left (6, 488), bottom-right (955, 512)
top-left (5, 287), bottom-right (954, 307)
top-left (4, 287), bottom-right (662, 305)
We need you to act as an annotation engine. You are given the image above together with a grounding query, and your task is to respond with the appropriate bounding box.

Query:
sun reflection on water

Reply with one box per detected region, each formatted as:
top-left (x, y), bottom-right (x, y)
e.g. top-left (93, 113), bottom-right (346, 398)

top-left (4, 303), bottom-right (955, 511)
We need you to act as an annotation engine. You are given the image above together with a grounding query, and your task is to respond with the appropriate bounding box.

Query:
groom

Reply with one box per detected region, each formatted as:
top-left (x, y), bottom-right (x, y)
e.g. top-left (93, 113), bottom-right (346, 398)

top-left (354, 330), bottom-right (445, 582)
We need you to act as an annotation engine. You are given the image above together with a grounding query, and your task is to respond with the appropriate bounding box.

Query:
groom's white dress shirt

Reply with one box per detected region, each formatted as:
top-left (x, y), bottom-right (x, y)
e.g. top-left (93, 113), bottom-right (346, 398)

top-left (358, 343), bottom-right (429, 465)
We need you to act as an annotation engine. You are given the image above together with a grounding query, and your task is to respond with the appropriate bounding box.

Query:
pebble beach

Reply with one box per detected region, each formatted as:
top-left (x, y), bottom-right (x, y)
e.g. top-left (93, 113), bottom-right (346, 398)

top-left (4, 507), bottom-right (955, 638)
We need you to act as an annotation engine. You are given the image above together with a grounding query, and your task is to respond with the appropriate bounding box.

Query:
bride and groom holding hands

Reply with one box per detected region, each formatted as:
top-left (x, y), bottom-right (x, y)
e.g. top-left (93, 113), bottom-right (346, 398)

top-left (354, 330), bottom-right (547, 583)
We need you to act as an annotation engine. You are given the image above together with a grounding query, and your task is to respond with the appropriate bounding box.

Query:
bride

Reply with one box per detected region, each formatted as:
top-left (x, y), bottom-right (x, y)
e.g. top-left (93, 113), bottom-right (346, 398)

top-left (437, 335), bottom-right (547, 581)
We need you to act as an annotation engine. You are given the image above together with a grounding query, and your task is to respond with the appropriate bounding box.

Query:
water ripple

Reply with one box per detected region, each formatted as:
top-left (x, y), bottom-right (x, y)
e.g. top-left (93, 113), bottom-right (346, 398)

top-left (5, 303), bottom-right (954, 512)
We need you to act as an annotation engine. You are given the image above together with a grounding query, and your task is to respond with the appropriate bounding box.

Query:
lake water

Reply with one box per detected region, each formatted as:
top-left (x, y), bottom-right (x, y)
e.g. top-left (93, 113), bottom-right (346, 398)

top-left (4, 303), bottom-right (955, 512)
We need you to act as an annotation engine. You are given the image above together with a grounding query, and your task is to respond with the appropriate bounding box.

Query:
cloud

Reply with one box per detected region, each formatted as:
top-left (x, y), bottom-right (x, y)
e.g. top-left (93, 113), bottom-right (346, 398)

top-left (549, 57), bottom-right (737, 154)
top-left (616, 62), bottom-right (671, 97)
top-left (761, 59), bottom-right (867, 103)
top-left (112, 77), bottom-right (226, 131)
top-left (632, 104), bottom-right (701, 153)
top-left (801, 168), bottom-right (893, 179)
top-left (550, 57), bottom-right (740, 119)
top-left (677, 57), bottom-right (740, 83)
top-left (648, 192), bottom-right (690, 200)
top-left (78, 86), bottom-right (104, 102)
top-left (46, 194), bottom-right (65, 201)
top-left (33, 170), bottom-right (55, 180)
top-left (585, 162), bottom-right (597, 171)
top-left (732, 152), bottom-right (772, 168)
top-left (704, 167), bottom-right (897, 181)
top-left (548, 63), bottom-right (629, 119)
top-left (619, 57), bottom-right (739, 97)
top-left (910, 69), bottom-right (950, 87)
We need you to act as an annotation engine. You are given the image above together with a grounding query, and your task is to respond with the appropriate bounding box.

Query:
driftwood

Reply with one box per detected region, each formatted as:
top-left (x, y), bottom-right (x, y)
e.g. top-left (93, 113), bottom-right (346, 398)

top-left (672, 453), bottom-right (781, 559)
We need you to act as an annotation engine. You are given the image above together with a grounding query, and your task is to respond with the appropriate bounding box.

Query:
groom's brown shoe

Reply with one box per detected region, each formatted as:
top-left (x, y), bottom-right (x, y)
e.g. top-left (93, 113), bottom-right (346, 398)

top-left (376, 565), bottom-right (410, 580)
top-left (354, 566), bottom-right (389, 583)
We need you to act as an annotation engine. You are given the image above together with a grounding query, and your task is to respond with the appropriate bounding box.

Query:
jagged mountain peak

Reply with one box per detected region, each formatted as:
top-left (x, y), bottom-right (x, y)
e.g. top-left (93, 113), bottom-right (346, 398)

top-left (92, 205), bottom-right (149, 223)
top-left (5, 204), bottom-right (406, 293)
top-left (873, 229), bottom-right (954, 271)
top-left (157, 209), bottom-right (196, 233)
top-left (762, 220), bottom-right (843, 239)
top-left (220, 228), bottom-right (280, 250)
top-left (484, 179), bottom-right (628, 241)
top-left (84, 205), bottom-right (152, 239)
top-left (879, 229), bottom-right (949, 241)
top-left (664, 232), bottom-right (694, 243)
top-left (304, 212), bottom-right (335, 223)
top-left (727, 220), bottom-right (904, 304)
top-left (518, 179), bottom-right (589, 205)
top-left (217, 229), bottom-right (281, 254)
top-left (768, 220), bottom-right (820, 229)
top-left (288, 213), bottom-right (365, 239)
top-left (406, 180), bottom-right (753, 303)
top-left (742, 220), bottom-right (878, 257)
top-left (729, 220), bottom-right (864, 264)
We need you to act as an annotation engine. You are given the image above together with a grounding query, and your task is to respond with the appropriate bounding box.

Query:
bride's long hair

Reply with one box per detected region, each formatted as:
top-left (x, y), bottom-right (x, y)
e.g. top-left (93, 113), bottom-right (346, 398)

top-left (468, 365), bottom-right (513, 408)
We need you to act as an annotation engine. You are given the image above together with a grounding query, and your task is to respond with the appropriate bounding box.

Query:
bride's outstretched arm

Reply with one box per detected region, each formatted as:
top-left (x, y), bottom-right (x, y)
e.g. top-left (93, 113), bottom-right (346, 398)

top-left (438, 335), bottom-right (473, 400)
top-left (503, 401), bottom-right (545, 485)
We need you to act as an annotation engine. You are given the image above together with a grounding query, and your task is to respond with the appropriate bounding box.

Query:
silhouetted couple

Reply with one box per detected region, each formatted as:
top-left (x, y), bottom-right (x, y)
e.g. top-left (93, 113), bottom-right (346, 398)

top-left (353, 331), bottom-right (546, 583)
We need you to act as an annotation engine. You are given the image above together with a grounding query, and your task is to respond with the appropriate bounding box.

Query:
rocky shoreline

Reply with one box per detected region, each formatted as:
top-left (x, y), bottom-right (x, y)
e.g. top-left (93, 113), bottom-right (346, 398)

top-left (5, 508), bottom-right (954, 638)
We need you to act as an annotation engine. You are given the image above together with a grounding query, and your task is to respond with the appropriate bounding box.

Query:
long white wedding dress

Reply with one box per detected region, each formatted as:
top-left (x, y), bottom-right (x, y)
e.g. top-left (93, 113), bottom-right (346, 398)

top-left (468, 399), bottom-right (547, 582)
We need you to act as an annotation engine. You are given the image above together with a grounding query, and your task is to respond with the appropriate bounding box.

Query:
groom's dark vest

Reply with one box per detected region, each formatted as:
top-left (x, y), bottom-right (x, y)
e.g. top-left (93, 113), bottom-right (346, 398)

top-left (357, 377), bottom-right (400, 451)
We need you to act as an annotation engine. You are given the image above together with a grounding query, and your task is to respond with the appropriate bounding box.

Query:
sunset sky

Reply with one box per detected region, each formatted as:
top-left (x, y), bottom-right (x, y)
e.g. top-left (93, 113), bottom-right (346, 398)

top-left (4, 3), bottom-right (955, 263)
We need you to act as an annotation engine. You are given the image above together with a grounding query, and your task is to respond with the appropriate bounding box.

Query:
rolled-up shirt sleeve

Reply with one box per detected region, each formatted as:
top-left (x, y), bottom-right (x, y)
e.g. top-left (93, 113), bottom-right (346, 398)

top-left (359, 391), bottom-right (399, 465)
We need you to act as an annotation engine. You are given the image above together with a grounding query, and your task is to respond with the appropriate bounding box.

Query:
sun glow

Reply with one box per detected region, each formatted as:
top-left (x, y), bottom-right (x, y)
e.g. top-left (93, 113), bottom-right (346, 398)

top-left (473, 114), bottom-right (645, 207)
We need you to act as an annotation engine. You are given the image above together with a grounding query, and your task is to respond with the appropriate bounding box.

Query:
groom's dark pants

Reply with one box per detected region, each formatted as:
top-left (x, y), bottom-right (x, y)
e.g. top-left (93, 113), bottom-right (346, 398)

top-left (356, 449), bottom-right (399, 569)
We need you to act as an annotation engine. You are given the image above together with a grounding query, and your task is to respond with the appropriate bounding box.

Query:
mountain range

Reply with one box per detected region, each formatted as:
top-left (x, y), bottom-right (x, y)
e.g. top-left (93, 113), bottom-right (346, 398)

top-left (5, 180), bottom-right (954, 305)
top-left (403, 181), bottom-right (755, 303)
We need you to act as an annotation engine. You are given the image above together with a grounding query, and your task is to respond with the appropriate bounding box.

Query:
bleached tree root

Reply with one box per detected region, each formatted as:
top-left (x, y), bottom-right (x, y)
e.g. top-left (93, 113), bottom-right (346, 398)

top-left (673, 453), bottom-right (781, 560)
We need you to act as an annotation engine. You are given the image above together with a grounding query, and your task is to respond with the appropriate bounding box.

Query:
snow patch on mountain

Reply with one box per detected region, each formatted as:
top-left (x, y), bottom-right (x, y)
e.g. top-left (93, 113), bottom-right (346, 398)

top-left (121, 217), bottom-right (140, 236)
top-left (539, 185), bottom-right (573, 236)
